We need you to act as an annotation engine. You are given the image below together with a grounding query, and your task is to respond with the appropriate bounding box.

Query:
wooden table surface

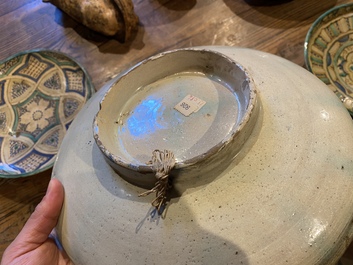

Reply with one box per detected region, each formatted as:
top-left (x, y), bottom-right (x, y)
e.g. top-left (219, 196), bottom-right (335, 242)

top-left (0, 0), bottom-right (352, 261)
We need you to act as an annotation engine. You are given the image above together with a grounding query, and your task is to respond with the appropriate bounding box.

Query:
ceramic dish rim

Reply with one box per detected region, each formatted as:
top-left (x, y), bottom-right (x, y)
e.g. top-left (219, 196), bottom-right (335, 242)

top-left (93, 48), bottom-right (258, 174)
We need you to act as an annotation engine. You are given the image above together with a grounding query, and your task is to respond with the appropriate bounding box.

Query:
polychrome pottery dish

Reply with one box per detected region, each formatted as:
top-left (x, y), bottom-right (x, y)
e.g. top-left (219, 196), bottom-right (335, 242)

top-left (0, 50), bottom-right (94, 178)
top-left (304, 3), bottom-right (353, 114)
top-left (53, 47), bottom-right (353, 265)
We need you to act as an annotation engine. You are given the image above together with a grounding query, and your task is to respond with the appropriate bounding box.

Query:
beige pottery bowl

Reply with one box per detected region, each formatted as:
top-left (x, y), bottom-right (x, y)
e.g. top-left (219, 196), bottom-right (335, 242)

top-left (53, 46), bottom-right (353, 265)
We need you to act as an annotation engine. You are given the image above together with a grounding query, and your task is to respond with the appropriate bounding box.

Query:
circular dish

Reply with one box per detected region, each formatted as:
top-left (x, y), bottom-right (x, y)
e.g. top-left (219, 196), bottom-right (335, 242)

top-left (93, 49), bottom-right (259, 188)
top-left (304, 3), bottom-right (353, 113)
top-left (54, 47), bottom-right (353, 265)
top-left (0, 50), bottom-right (94, 178)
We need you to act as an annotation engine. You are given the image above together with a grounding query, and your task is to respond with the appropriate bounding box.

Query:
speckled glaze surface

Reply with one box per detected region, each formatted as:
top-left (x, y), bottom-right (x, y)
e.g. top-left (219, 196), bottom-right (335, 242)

top-left (93, 49), bottom-right (259, 188)
top-left (0, 50), bottom-right (94, 178)
top-left (53, 47), bottom-right (353, 265)
top-left (304, 3), bottom-right (353, 114)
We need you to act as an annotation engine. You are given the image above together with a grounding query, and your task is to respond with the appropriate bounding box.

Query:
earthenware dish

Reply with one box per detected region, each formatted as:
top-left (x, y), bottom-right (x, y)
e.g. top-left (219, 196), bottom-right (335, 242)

top-left (0, 50), bottom-right (94, 178)
top-left (53, 47), bottom-right (353, 265)
top-left (304, 3), bottom-right (353, 114)
top-left (93, 49), bottom-right (259, 188)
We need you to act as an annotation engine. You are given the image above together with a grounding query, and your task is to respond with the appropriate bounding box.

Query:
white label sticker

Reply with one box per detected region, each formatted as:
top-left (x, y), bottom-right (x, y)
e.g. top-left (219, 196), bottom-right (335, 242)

top-left (174, 95), bottom-right (206, 116)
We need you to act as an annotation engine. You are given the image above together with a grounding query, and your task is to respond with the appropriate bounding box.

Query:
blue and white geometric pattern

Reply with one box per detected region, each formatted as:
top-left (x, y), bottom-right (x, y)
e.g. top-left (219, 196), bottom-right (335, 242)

top-left (0, 81), bottom-right (6, 106)
top-left (0, 50), bottom-right (94, 177)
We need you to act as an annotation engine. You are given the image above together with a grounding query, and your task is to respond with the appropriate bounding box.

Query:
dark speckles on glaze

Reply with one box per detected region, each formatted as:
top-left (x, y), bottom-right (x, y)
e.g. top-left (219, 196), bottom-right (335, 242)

top-left (54, 47), bottom-right (353, 265)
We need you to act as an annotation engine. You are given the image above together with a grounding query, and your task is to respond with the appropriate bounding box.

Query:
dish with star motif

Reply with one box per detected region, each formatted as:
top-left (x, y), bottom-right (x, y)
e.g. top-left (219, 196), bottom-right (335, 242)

top-left (0, 50), bottom-right (94, 177)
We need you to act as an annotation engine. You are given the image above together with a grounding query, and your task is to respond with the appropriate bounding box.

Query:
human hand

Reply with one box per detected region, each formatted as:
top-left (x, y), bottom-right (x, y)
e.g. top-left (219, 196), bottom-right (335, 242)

top-left (1, 178), bottom-right (72, 265)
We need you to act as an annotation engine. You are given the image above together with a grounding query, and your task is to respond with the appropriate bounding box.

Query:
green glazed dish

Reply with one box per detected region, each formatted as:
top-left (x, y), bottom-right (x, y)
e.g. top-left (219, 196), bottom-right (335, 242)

top-left (0, 50), bottom-right (94, 178)
top-left (304, 3), bottom-right (353, 114)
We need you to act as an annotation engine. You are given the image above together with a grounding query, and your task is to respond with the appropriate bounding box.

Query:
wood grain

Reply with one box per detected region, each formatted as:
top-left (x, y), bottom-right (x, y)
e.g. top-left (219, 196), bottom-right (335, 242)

top-left (0, 0), bottom-right (350, 260)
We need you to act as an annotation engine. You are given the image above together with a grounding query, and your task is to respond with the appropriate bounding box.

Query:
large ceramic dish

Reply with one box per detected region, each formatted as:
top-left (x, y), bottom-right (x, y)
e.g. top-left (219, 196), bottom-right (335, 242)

top-left (0, 50), bottom-right (94, 178)
top-left (93, 49), bottom-right (259, 188)
top-left (304, 3), bottom-right (353, 114)
top-left (53, 47), bottom-right (353, 265)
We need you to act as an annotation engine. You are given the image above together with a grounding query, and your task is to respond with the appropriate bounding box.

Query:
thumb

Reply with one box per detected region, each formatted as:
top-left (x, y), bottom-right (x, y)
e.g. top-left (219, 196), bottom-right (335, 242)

top-left (11, 178), bottom-right (64, 250)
